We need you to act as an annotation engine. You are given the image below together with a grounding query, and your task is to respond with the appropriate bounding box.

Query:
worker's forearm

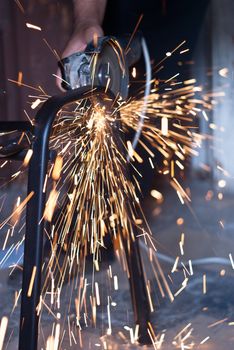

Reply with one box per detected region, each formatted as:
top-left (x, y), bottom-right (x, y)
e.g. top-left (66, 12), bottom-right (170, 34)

top-left (73, 0), bottom-right (107, 29)
top-left (57, 0), bottom-right (107, 85)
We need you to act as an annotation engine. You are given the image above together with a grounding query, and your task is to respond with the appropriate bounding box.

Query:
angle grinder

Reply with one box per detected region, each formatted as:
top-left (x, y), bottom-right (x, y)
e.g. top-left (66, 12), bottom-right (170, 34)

top-left (58, 34), bottom-right (142, 100)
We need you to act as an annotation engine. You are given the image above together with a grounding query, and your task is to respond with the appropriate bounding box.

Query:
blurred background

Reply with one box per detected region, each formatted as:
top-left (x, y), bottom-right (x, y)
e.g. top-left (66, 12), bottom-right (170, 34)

top-left (1, 1), bottom-right (234, 349)
top-left (1, 0), bottom-right (234, 183)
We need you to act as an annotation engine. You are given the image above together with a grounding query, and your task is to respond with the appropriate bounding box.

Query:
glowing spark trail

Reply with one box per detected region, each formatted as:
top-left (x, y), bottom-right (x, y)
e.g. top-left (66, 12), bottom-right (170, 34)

top-left (0, 317), bottom-right (8, 350)
top-left (0, 44), bottom-right (224, 348)
top-left (26, 23), bottom-right (42, 31)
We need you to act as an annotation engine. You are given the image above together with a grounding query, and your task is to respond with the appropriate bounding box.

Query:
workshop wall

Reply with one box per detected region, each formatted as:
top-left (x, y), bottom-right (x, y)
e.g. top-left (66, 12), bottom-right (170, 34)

top-left (211, 0), bottom-right (234, 191)
top-left (0, 0), bottom-right (73, 121)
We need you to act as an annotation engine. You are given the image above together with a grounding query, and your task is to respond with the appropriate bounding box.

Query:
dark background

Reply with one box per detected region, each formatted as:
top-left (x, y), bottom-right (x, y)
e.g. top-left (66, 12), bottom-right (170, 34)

top-left (0, 0), bottom-right (210, 122)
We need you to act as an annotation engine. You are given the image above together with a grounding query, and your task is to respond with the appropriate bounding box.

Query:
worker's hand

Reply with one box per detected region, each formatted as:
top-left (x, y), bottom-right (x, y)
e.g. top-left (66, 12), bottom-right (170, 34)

top-left (62, 23), bottom-right (103, 58)
top-left (56, 24), bottom-right (103, 89)
top-left (56, 0), bottom-right (107, 89)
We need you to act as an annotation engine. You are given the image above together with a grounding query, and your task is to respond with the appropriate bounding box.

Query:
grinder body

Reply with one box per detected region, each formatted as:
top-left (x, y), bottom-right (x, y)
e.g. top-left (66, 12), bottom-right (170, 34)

top-left (58, 34), bottom-right (142, 100)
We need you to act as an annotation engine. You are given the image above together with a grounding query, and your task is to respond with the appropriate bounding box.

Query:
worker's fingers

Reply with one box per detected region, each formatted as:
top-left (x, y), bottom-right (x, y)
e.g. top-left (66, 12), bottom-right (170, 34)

top-left (62, 25), bottom-right (103, 59)
top-left (84, 25), bottom-right (103, 46)
top-left (56, 36), bottom-right (86, 90)
top-left (56, 25), bottom-right (103, 90)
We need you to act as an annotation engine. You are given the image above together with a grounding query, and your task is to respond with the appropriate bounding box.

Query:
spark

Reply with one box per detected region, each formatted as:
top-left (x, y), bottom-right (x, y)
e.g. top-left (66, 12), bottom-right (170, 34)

top-left (149, 157), bottom-right (154, 168)
top-left (201, 110), bottom-right (209, 122)
top-left (151, 189), bottom-right (163, 201)
top-left (23, 149), bottom-right (33, 167)
top-left (184, 79), bottom-right (196, 85)
top-left (220, 269), bottom-right (225, 276)
top-left (107, 297), bottom-right (112, 335)
top-left (125, 14), bottom-right (144, 53)
top-left (154, 254), bottom-right (174, 302)
top-left (23, 109), bottom-right (34, 125)
top-left (208, 318), bottom-right (228, 328)
top-left (27, 266), bottom-right (37, 297)
top-left (43, 174), bottom-right (48, 193)
top-left (188, 260), bottom-right (193, 275)
top-left (43, 189), bottom-right (59, 222)
top-left (161, 117), bottom-right (168, 136)
top-left (174, 323), bottom-right (192, 340)
top-left (95, 282), bottom-right (100, 305)
top-left (0, 317), bottom-right (8, 350)
top-left (46, 335), bottom-right (55, 350)
top-left (61, 141), bottom-right (71, 154)
top-left (113, 275), bottom-right (118, 290)
top-left (14, 0), bottom-right (25, 13)
top-left (179, 241), bottom-right (184, 256)
top-left (171, 160), bottom-right (175, 177)
top-left (124, 326), bottom-right (135, 344)
top-left (200, 336), bottom-right (210, 345)
top-left (165, 73), bottom-right (180, 83)
top-left (52, 74), bottom-right (71, 86)
top-left (17, 71), bottom-right (23, 86)
top-left (219, 67), bottom-right (229, 78)
top-left (52, 156), bottom-right (63, 181)
top-left (177, 190), bottom-right (185, 205)
top-left (146, 281), bottom-right (154, 312)
top-left (31, 98), bottom-right (42, 109)
top-left (174, 277), bottom-right (188, 297)
top-left (2, 229), bottom-right (10, 251)
top-left (171, 256), bottom-right (179, 273)
top-left (0, 161), bottom-right (8, 169)
top-left (26, 23), bottom-right (42, 31)
top-left (217, 165), bottom-right (229, 177)
top-left (12, 289), bottom-right (22, 314)
top-left (176, 160), bottom-right (184, 170)
top-left (229, 253), bottom-right (234, 269)
top-left (205, 190), bottom-right (213, 201)
top-left (172, 178), bottom-right (191, 202)
top-left (8, 78), bottom-right (41, 92)
top-left (203, 274), bottom-right (207, 294)
top-left (180, 48), bottom-right (190, 54)
top-left (0, 191), bottom-right (34, 230)
top-left (132, 67), bottom-right (137, 78)
top-left (177, 217), bottom-right (184, 226)
top-left (105, 77), bottom-right (111, 93)
top-left (218, 192), bottom-right (223, 200)
top-left (218, 179), bottom-right (226, 188)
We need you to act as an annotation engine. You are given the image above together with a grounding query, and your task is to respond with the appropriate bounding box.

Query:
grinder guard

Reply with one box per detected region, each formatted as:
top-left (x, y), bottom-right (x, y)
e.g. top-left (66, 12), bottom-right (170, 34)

top-left (58, 34), bottom-right (142, 100)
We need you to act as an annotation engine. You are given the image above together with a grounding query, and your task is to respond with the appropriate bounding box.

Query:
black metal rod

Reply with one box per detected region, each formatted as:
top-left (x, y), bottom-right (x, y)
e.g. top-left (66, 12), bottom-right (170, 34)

top-left (112, 122), bottom-right (151, 344)
top-left (0, 149), bottom-right (28, 161)
top-left (124, 238), bottom-right (151, 344)
top-left (0, 121), bottom-right (33, 132)
top-left (18, 116), bottom-right (50, 350)
top-left (18, 86), bottom-right (110, 350)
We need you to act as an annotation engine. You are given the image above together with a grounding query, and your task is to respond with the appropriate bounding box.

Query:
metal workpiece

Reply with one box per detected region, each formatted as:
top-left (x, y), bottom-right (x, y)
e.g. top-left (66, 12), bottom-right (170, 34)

top-left (0, 85), bottom-right (150, 349)
top-left (18, 86), bottom-right (112, 350)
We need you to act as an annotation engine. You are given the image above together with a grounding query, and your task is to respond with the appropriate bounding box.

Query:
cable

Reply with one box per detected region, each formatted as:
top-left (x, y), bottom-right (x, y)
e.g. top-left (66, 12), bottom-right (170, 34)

top-left (128, 37), bottom-right (151, 161)
top-left (1, 241), bottom-right (232, 271)
top-left (139, 241), bottom-right (232, 268)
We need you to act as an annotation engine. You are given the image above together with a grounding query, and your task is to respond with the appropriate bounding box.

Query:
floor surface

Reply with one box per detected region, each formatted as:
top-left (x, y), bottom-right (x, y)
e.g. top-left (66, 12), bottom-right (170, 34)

top-left (1, 174), bottom-right (234, 349)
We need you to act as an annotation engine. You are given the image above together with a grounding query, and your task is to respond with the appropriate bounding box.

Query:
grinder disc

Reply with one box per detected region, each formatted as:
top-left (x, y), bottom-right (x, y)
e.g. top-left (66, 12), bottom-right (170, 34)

top-left (91, 40), bottom-right (129, 100)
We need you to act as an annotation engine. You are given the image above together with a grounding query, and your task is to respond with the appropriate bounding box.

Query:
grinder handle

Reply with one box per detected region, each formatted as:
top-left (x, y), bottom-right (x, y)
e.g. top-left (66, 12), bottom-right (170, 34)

top-left (118, 32), bottom-right (142, 68)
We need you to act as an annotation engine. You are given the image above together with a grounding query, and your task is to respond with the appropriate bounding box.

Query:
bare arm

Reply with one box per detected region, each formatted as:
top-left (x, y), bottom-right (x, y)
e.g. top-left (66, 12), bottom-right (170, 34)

top-left (56, 0), bottom-right (107, 88)
top-left (62, 0), bottom-right (107, 58)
